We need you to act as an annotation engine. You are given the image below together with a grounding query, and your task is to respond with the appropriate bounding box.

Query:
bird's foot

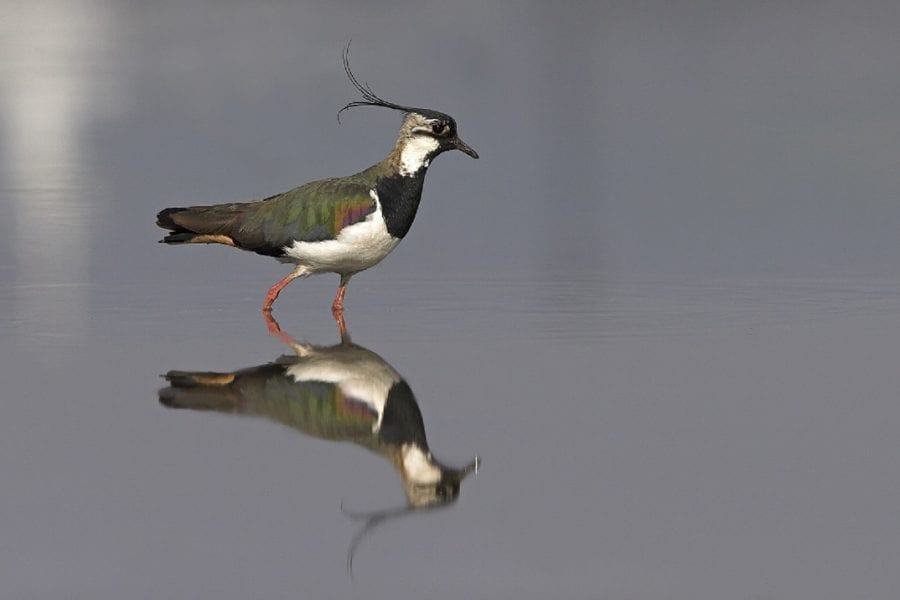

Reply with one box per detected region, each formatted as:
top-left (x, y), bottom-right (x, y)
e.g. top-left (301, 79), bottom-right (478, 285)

top-left (331, 280), bottom-right (348, 315)
top-left (332, 308), bottom-right (349, 341)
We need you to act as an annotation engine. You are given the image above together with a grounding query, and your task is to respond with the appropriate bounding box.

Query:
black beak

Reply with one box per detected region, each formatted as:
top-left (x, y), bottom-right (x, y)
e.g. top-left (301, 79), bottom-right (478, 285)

top-left (448, 456), bottom-right (481, 481)
top-left (451, 137), bottom-right (479, 159)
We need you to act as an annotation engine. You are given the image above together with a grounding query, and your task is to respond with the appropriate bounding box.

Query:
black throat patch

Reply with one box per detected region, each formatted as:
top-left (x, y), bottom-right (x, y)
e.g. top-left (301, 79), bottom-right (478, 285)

top-left (375, 171), bottom-right (427, 239)
top-left (378, 379), bottom-right (428, 448)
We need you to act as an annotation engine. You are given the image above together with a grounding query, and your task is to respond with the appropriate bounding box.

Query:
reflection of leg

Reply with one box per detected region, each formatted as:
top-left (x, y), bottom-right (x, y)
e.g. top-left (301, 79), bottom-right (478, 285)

top-left (333, 309), bottom-right (349, 341)
top-left (331, 274), bottom-right (351, 315)
top-left (263, 265), bottom-right (309, 312)
top-left (262, 310), bottom-right (311, 356)
top-left (263, 309), bottom-right (295, 346)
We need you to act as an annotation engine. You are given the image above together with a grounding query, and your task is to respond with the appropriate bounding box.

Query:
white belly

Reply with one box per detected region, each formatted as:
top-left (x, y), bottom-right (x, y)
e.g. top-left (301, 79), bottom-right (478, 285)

top-left (285, 350), bottom-right (401, 432)
top-left (281, 191), bottom-right (400, 274)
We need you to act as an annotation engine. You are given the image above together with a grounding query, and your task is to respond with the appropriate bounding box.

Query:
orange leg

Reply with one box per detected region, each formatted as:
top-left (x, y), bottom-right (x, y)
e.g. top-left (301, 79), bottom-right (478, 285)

top-left (262, 310), bottom-right (316, 356)
top-left (333, 310), bottom-right (348, 339)
top-left (331, 275), bottom-right (351, 339)
top-left (263, 309), bottom-right (296, 346)
top-left (331, 274), bottom-right (351, 315)
top-left (263, 265), bottom-right (308, 312)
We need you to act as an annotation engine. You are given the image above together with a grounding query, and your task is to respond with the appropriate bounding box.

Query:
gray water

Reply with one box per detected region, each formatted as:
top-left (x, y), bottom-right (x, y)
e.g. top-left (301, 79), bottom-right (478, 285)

top-left (4, 2), bottom-right (900, 599)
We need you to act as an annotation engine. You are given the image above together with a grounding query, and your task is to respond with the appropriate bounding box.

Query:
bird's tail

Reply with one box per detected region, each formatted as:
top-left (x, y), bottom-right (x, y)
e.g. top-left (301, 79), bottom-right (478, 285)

top-left (158, 370), bottom-right (242, 412)
top-left (156, 205), bottom-right (245, 246)
top-left (157, 208), bottom-right (195, 243)
top-left (156, 207), bottom-right (188, 230)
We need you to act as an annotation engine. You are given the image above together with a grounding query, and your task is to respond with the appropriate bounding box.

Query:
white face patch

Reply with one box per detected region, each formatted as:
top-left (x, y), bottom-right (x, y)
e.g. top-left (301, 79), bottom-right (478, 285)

top-left (399, 134), bottom-right (439, 176)
top-left (282, 189), bottom-right (400, 273)
top-left (402, 444), bottom-right (442, 484)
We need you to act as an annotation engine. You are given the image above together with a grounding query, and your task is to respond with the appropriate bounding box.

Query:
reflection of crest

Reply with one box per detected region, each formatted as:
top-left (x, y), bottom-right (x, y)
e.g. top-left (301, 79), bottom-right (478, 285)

top-left (158, 314), bottom-right (478, 573)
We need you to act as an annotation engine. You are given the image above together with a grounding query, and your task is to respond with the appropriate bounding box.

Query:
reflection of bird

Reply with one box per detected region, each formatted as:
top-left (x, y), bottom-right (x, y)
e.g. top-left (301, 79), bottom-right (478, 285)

top-left (156, 45), bottom-right (478, 320)
top-left (159, 338), bottom-right (478, 509)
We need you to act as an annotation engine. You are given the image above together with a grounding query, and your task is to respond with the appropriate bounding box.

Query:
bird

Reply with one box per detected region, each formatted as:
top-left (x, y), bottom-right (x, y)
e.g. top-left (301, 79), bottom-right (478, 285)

top-left (159, 336), bottom-right (479, 508)
top-left (156, 45), bottom-right (478, 324)
top-left (160, 312), bottom-right (480, 572)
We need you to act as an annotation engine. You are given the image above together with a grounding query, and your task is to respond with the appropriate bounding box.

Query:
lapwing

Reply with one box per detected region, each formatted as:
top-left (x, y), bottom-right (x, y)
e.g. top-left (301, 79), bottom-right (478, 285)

top-left (156, 45), bottom-right (478, 322)
top-left (159, 323), bottom-right (479, 570)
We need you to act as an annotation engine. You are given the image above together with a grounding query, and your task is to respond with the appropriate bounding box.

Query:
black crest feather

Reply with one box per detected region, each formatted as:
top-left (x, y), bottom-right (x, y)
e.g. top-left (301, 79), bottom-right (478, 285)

top-left (341, 500), bottom-right (451, 577)
top-left (337, 41), bottom-right (416, 122)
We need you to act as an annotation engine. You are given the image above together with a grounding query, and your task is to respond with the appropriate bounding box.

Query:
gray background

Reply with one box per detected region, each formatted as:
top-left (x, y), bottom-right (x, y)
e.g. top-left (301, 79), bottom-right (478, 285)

top-left (3, 1), bottom-right (900, 598)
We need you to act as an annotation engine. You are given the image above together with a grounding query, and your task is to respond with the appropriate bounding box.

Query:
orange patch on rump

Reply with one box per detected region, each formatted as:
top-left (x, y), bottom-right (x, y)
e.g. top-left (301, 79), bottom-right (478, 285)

top-left (190, 234), bottom-right (236, 246)
top-left (190, 373), bottom-right (236, 386)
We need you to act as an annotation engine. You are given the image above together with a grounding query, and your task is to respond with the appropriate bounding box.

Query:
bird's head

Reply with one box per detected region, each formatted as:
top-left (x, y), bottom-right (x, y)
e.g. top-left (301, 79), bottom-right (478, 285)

top-left (395, 444), bottom-right (480, 508)
top-left (394, 110), bottom-right (478, 175)
top-left (343, 444), bottom-right (478, 572)
top-left (338, 44), bottom-right (478, 176)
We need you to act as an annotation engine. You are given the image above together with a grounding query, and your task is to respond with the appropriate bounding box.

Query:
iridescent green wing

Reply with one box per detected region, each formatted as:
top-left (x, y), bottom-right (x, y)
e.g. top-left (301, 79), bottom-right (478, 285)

top-left (253, 376), bottom-right (379, 445)
top-left (234, 177), bottom-right (377, 255)
top-left (160, 364), bottom-right (378, 445)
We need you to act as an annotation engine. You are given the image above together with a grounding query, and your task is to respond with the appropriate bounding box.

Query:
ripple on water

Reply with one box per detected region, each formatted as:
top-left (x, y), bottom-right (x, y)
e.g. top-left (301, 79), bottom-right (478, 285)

top-left (358, 274), bottom-right (900, 343)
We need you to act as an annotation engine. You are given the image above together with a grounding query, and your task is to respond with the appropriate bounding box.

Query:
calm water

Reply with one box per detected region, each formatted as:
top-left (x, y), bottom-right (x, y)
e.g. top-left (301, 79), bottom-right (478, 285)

top-left (4, 3), bottom-right (900, 599)
top-left (4, 273), bottom-right (900, 599)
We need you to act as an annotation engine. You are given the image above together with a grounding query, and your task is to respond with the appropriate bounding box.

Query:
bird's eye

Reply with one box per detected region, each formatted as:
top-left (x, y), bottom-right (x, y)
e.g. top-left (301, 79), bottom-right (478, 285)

top-left (431, 122), bottom-right (447, 136)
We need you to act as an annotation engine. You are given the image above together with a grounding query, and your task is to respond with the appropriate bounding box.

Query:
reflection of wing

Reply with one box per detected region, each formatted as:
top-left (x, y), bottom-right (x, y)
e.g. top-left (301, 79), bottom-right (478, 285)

top-left (160, 363), bottom-right (378, 445)
top-left (257, 377), bottom-right (378, 443)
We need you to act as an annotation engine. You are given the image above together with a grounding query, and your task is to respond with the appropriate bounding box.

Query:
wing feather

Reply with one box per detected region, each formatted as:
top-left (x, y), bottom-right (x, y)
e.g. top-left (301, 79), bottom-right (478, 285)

top-left (237, 178), bottom-right (376, 255)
